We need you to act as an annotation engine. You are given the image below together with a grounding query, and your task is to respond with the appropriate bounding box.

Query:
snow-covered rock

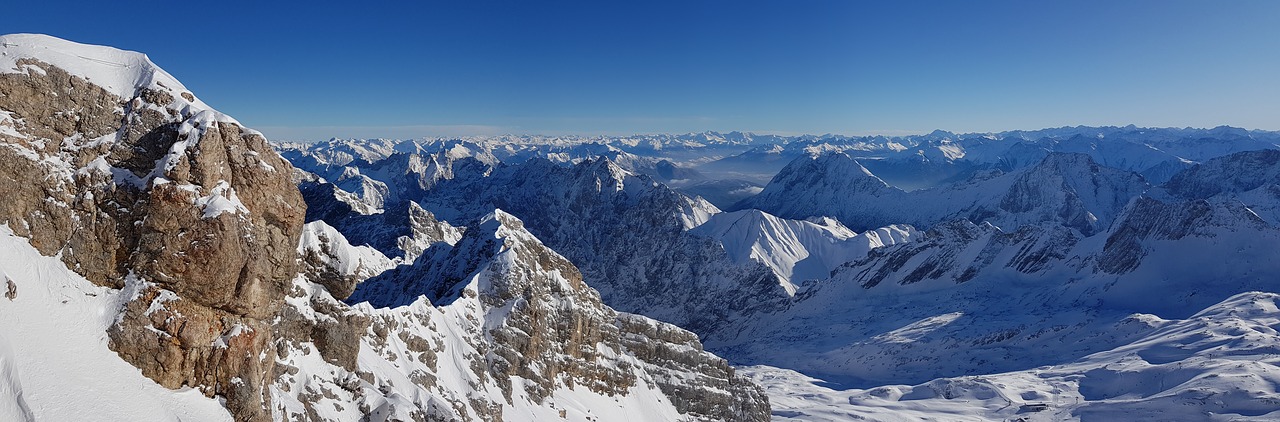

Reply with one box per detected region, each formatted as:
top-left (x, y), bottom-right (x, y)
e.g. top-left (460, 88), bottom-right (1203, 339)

top-left (0, 226), bottom-right (233, 421)
top-left (298, 150), bottom-right (789, 335)
top-left (298, 220), bottom-right (395, 299)
top-left (0, 33), bottom-right (308, 421)
top-left (300, 210), bottom-right (773, 421)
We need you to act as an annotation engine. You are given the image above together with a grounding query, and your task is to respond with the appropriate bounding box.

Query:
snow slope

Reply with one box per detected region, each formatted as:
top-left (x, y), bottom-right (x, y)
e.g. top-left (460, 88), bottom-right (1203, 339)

top-left (0, 33), bottom-right (249, 146)
top-left (299, 220), bottom-right (395, 279)
top-left (0, 225), bottom-right (232, 421)
top-left (711, 190), bottom-right (1280, 385)
top-left (743, 292), bottom-right (1280, 421)
top-left (2, 34), bottom-right (209, 110)
top-left (691, 209), bottom-right (916, 294)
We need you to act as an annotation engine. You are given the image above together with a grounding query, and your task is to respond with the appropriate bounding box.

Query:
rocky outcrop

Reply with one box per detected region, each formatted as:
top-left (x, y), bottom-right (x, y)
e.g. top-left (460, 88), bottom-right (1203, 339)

top-left (111, 280), bottom-right (279, 419)
top-left (615, 313), bottom-right (771, 421)
top-left (338, 210), bottom-right (771, 421)
top-left (0, 34), bottom-right (302, 421)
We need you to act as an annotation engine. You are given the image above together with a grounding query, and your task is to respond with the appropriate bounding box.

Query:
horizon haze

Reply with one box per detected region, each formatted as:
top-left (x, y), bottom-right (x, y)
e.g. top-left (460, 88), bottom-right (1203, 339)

top-left (7, 1), bottom-right (1280, 140)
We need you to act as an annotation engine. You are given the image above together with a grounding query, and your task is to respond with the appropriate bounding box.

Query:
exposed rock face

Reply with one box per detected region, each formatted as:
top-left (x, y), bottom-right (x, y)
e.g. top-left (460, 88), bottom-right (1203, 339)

top-left (298, 220), bottom-right (395, 300)
top-left (111, 280), bottom-right (279, 420)
top-left (338, 210), bottom-right (771, 421)
top-left (396, 202), bottom-right (464, 262)
top-left (0, 35), bottom-right (303, 421)
top-left (0, 57), bottom-right (128, 280)
top-left (614, 313), bottom-right (771, 421)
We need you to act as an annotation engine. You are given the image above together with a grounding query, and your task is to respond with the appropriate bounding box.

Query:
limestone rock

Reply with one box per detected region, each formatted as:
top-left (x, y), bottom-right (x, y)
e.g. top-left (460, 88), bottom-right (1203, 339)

top-left (341, 210), bottom-right (771, 421)
top-left (0, 35), bottom-right (303, 422)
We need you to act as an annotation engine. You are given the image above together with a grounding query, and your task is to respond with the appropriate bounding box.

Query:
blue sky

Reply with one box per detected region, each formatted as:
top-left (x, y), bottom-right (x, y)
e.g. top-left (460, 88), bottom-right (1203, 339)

top-left (10, 1), bottom-right (1280, 140)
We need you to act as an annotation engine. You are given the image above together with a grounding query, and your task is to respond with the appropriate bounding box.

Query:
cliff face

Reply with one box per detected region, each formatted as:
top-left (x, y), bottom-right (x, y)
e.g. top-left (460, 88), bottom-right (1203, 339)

top-left (0, 34), bottom-right (304, 420)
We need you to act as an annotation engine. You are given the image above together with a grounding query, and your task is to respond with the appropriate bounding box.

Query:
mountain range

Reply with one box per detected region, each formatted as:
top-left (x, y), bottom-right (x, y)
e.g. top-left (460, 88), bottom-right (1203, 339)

top-left (5, 34), bottom-right (1280, 421)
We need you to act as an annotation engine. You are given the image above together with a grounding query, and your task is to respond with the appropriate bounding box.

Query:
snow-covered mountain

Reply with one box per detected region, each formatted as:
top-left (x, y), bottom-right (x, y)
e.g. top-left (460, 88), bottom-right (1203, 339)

top-left (299, 152), bottom-right (799, 335)
top-left (280, 124), bottom-right (1280, 225)
top-left (707, 151), bottom-right (1280, 407)
top-left (690, 209), bottom-right (917, 294)
top-left (284, 126), bottom-right (1280, 420)
top-left (707, 125), bottom-right (1280, 189)
top-left (739, 151), bottom-right (1150, 235)
top-left (279, 137), bottom-right (710, 213)
top-left (280, 210), bottom-right (770, 421)
top-left (0, 34), bottom-right (770, 422)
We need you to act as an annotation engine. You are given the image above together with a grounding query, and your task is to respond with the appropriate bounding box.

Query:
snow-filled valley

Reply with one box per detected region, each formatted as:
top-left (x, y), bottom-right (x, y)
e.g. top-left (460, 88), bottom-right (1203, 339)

top-left (5, 33), bottom-right (1280, 422)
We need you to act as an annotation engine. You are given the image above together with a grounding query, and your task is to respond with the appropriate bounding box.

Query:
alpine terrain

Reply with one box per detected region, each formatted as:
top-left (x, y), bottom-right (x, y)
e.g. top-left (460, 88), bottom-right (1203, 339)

top-left (5, 33), bottom-right (1280, 422)
top-left (0, 34), bottom-right (769, 422)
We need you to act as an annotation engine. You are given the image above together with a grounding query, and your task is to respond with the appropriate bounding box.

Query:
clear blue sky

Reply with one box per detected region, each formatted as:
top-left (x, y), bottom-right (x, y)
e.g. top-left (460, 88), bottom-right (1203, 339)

top-left (10, 1), bottom-right (1280, 140)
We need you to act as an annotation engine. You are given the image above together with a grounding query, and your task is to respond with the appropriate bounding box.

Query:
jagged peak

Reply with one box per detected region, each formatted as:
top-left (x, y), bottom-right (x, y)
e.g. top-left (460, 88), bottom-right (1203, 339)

top-left (350, 208), bottom-right (577, 307)
top-left (579, 155), bottom-right (633, 179)
top-left (785, 152), bottom-right (891, 189)
top-left (477, 208), bottom-right (528, 237)
top-left (1017, 152), bottom-right (1148, 191)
